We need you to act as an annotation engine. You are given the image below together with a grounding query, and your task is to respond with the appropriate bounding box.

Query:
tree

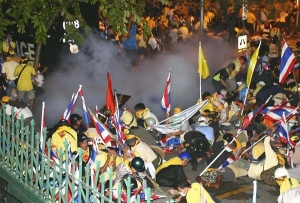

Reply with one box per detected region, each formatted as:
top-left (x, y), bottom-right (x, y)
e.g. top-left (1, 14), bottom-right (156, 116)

top-left (0, 0), bottom-right (168, 66)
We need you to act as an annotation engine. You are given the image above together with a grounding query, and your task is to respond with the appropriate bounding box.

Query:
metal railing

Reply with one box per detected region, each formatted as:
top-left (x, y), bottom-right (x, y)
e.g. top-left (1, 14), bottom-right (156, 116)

top-left (0, 106), bottom-right (168, 203)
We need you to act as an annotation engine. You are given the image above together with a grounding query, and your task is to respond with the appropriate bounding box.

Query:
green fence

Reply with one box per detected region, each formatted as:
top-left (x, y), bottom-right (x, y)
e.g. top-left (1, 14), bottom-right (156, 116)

top-left (0, 106), bottom-right (168, 203)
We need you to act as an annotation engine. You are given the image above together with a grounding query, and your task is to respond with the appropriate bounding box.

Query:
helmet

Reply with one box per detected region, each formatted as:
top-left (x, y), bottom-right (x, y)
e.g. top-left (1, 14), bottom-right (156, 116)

top-left (190, 139), bottom-right (211, 157)
top-left (145, 117), bottom-right (156, 127)
top-left (223, 133), bottom-right (234, 143)
top-left (106, 140), bottom-right (118, 150)
top-left (130, 157), bottom-right (145, 172)
top-left (198, 116), bottom-right (208, 124)
top-left (290, 135), bottom-right (300, 143)
top-left (70, 114), bottom-right (82, 125)
top-left (174, 107), bottom-right (182, 114)
top-left (1, 96), bottom-right (10, 103)
top-left (57, 119), bottom-right (70, 127)
top-left (179, 152), bottom-right (191, 161)
top-left (20, 55), bottom-right (29, 63)
top-left (274, 167), bottom-right (290, 178)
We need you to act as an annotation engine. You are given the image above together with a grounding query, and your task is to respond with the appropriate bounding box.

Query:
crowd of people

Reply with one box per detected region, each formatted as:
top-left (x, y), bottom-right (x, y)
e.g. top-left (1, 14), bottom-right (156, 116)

top-left (1, 0), bottom-right (300, 203)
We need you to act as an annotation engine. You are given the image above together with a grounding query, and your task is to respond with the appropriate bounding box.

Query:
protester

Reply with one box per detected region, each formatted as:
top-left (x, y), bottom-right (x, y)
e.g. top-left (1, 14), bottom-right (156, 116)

top-left (70, 113), bottom-right (87, 133)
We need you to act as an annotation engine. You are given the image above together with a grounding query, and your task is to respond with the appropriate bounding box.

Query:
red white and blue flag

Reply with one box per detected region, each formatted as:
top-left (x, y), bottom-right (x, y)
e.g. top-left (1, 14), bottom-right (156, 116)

top-left (218, 155), bottom-right (235, 170)
top-left (263, 106), bottom-right (299, 122)
top-left (279, 112), bottom-right (296, 147)
top-left (78, 87), bottom-right (90, 128)
top-left (89, 138), bottom-right (98, 187)
top-left (90, 112), bottom-right (112, 143)
top-left (279, 40), bottom-right (298, 84)
top-left (161, 71), bottom-right (171, 115)
top-left (61, 86), bottom-right (81, 121)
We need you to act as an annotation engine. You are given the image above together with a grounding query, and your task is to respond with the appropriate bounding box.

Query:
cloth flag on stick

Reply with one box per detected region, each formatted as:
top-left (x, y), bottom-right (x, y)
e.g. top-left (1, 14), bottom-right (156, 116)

top-left (279, 40), bottom-right (298, 84)
top-left (154, 100), bottom-right (208, 134)
top-left (246, 41), bottom-right (261, 87)
top-left (263, 106), bottom-right (299, 122)
top-left (161, 71), bottom-right (171, 115)
top-left (90, 110), bottom-right (113, 143)
top-left (198, 42), bottom-right (210, 79)
top-left (40, 102), bottom-right (46, 150)
top-left (61, 86), bottom-right (82, 120)
top-left (106, 73), bottom-right (116, 115)
top-left (89, 138), bottom-right (98, 187)
top-left (78, 87), bottom-right (90, 128)
top-left (279, 112), bottom-right (296, 147)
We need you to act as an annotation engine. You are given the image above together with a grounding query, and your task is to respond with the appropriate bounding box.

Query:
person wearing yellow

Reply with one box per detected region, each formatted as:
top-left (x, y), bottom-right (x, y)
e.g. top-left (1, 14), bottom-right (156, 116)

top-left (134, 103), bottom-right (158, 128)
top-left (2, 32), bottom-right (16, 57)
top-left (209, 90), bottom-right (227, 113)
top-left (95, 140), bottom-right (123, 182)
top-left (156, 152), bottom-right (191, 194)
top-left (125, 134), bottom-right (162, 180)
top-left (274, 167), bottom-right (300, 203)
top-left (2, 56), bottom-right (19, 97)
top-left (177, 179), bottom-right (218, 203)
top-left (51, 120), bottom-right (78, 160)
top-left (13, 55), bottom-right (36, 111)
top-left (197, 92), bottom-right (214, 114)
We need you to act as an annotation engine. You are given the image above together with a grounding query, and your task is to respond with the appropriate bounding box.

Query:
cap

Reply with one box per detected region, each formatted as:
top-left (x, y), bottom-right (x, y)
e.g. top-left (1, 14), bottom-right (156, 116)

top-left (78, 133), bottom-right (89, 143)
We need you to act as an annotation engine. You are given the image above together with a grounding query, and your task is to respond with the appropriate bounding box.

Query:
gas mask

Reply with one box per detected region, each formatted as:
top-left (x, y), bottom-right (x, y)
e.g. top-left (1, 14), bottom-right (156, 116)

top-left (225, 146), bottom-right (233, 152)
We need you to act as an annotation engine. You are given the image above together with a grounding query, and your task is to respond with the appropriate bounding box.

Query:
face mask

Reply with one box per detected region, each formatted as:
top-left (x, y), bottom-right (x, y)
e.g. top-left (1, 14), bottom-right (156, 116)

top-left (276, 179), bottom-right (284, 186)
top-left (179, 191), bottom-right (186, 197)
top-left (135, 110), bottom-right (144, 119)
top-left (288, 122), bottom-right (296, 127)
top-left (225, 146), bottom-right (233, 152)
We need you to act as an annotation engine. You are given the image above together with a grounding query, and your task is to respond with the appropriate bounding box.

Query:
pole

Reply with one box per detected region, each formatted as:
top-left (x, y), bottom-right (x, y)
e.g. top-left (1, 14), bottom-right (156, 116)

top-left (240, 107), bottom-right (299, 157)
top-left (199, 41), bottom-right (202, 100)
top-left (199, 129), bottom-right (245, 176)
top-left (253, 180), bottom-right (257, 203)
top-left (200, 0), bottom-right (204, 34)
top-left (145, 173), bottom-right (163, 192)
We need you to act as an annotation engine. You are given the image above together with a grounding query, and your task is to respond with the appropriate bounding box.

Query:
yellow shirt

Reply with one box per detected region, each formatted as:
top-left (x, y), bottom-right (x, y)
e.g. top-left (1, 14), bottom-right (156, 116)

top-left (14, 63), bottom-right (36, 91)
top-left (156, 157), bottom-right (182, 174)
top-left (186, 183), bottom-right (215, 203)
top-left (51, 126), bottom-right (78, 159)
top-left (95, 152), bottom-right (123, 181)
top-left (2, 41), bottom-right (16, 55)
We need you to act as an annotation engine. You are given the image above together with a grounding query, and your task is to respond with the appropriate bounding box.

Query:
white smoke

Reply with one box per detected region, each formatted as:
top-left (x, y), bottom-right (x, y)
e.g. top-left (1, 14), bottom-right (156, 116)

top-left (33, 34), bottom-right (235, 128)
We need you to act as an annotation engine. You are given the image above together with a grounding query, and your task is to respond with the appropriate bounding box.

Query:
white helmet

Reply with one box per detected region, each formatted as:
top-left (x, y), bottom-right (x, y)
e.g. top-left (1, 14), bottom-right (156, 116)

top-left (274, 167), bottom-right (290, 179)
top-left (198, 116), bottom-right (208, 124)
top-left (145, 117), bottom-right (156, 127)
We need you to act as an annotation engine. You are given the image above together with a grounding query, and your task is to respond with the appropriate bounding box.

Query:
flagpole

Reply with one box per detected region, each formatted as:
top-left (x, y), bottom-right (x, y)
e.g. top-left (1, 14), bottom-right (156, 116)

top-left (40, 102), bottom-right (45, 136)
top-left (199, 41), bottom-right (202, 100)
top-left (240, 107), bottom-right (299, 157)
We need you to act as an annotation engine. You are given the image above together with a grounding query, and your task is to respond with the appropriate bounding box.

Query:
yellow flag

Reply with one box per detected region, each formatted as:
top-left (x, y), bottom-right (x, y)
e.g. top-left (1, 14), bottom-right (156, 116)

top-left (198, 44), bottom-right (210, 79)
top-left (246, 41), bottom-right (261, 87)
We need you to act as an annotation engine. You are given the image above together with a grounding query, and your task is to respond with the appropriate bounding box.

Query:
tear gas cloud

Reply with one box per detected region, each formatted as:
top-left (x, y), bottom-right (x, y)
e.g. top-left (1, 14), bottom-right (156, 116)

top-left (33, 34), bottom-right (235, 128)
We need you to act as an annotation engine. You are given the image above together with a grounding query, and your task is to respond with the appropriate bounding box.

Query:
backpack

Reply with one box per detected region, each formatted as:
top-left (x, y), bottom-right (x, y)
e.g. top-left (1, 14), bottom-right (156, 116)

top-left (260, 153), bottom-right (285, 186)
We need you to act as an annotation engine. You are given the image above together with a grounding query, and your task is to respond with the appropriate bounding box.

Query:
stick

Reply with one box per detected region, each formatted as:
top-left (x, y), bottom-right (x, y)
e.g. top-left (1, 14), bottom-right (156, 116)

top-left (199, 41), bottom-right (202, 100)
top-left (145, 173), bottom-right (163, 192)
top-left (240, 107), bottom-right (299, 157)
top-left (253, 180), bottom-right (257, 203)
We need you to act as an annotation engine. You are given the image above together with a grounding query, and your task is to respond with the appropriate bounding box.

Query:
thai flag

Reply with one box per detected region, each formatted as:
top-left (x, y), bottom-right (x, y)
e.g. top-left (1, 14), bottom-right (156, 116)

top-left (279, 40), bottom-right (298, 84)
top-left (61, 86), bottom-right (81, 121)
top-left (113, 90), bottom-right (126, 155)
top-left (40, 102), bottom-right (46, 151)
top-left (89, 138), bottom-right (98, 187)
top-left (279, 112), bottom-right (296, 147)
top-left (90, 112), bottom-right (112, 143)
top-left (263, 106), bottom-right (299, 122)
top-left (218, 155), bottom-right (235, 170)
top-left (49, 149), bottom-right (60, 167)
top-left (78, 88), bottom-right (90, 128)
top-left (243, 95), bottom-right (272, 129)
top-left (161, 71), bottom-right (171, 115)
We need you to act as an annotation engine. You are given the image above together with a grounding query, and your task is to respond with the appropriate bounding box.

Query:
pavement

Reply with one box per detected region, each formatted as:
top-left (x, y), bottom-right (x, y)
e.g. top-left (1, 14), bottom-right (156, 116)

top-left (151, 150), bottom-right (279, 203)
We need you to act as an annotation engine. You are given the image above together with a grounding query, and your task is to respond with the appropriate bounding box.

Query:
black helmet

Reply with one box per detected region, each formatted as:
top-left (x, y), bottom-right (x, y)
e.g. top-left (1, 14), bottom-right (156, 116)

top-left (223, 133), bottom-right (234, 143)
top-left (190, 138), bottom-right (211, 157)
top-left (129, 157), bottom-right (145, 172)
top-left (70, 114), bottom-right (82, 125)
